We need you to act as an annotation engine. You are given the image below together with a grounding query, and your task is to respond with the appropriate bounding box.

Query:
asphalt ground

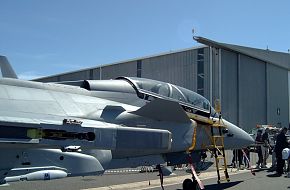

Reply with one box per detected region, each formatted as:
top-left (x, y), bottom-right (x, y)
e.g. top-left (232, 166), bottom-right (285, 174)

top-left (1, 151), bottom-right (289, 190)
top-left (2, 166), bottom-right (289, 190)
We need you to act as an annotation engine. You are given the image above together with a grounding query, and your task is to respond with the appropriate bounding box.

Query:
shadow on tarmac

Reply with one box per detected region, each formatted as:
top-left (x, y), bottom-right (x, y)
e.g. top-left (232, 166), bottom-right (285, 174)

top-left (176, 181), bottom-right (243, 190)
top-left (266, 173), bottom-right (287, 178)
top-left (203, 181), bottom-right (243, 190)
top-left (252, 168), bottom-right (269, 173)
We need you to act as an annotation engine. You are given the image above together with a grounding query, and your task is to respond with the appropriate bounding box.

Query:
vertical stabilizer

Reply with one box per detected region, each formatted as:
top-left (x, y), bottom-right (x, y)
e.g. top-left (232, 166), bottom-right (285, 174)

top-left (0, 56), bottom-right (18, 79)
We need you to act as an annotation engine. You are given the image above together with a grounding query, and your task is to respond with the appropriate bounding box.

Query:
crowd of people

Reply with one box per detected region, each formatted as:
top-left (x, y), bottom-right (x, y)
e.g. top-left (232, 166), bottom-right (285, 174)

top-left (231, 127), bottom-right (289, 176)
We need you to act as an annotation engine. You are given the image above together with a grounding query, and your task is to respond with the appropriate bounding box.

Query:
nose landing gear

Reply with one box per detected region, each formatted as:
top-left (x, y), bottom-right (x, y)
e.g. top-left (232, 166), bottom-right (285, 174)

top-left (183, 178), bottom-right (198, 190)
top-left (182, 154), bottom-right (205, 190)
top-left (156, 164), bottom-right (164, 190)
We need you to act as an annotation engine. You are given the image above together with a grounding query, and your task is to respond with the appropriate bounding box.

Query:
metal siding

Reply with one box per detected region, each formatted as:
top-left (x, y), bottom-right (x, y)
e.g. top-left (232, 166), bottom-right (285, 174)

top-left (101, 61), bottom-right (137, 79)
top-left (92, 68), bottom-right (100, 80)
top-left (212, 47), bottom-right (220, 103)
top-left (189, 49), bottom-right (197, 92)
top-left (37, 77), bottom-right (59, 82)
top-left (267, 63), bottom-right (289, 128)
top-left (239, 55), bottom-right (266, 131)
top-left (203, 47), bottom-right (210, 100)
top-left (192, 49), bottom-right (197, 92)
top-left (142, 50), bottom-right (197, 91)
top-left (59, 70), bottom-right (90, 81)
top-left (221, 50), bottom-right (238, 125)
top-left (142, 55), bottom-right (172, 83)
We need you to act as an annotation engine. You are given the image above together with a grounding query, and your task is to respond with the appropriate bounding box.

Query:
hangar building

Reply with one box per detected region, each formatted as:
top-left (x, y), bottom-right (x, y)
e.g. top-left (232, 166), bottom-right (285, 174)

top-left (36, 37), bottom-right (290, 132)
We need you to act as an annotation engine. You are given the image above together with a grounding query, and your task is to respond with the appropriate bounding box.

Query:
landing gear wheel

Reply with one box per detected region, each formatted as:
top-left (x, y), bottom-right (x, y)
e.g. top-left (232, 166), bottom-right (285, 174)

top-left (183, 178), bottom-right (200, 190)
top-left (183, 178), bottom-right (193, 190)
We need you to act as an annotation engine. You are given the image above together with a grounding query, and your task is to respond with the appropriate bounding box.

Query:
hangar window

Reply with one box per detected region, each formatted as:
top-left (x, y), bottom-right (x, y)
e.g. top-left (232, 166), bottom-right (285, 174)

top-left (197, 48), bottom-right (205, 96)
top-left (137, 60), bottom-right (142, 78)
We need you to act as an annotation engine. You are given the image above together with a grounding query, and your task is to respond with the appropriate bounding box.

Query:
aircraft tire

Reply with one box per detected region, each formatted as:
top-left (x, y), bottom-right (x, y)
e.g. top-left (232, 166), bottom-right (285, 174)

top-left (182, 178), bottom-right (194, 190)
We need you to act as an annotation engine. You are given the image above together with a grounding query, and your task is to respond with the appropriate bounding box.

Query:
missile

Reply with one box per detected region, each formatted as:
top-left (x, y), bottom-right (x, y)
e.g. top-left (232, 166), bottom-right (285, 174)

top-left (4, 170), bottom-right (67, 183)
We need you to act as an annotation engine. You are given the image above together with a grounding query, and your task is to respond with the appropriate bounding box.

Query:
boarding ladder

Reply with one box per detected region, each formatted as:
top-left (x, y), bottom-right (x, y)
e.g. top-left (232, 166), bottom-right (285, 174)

top-left (185, 98), bottom-right (230, 184)
top-left (186, 111), bottom-right (230, 184)
top-left (207, 117), bottom-right (230, 184)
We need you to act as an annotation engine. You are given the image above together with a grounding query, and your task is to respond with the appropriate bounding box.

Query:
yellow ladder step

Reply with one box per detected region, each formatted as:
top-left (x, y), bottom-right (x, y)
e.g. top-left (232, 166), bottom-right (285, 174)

top-left (212, 124), bottom-right (227, 128)
top-left (212, 135), bottom-right (223, 138)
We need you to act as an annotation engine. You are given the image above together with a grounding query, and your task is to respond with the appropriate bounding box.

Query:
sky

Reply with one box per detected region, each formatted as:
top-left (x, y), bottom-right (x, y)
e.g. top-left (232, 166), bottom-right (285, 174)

top-left (0, 0), bottom-right (290, 79)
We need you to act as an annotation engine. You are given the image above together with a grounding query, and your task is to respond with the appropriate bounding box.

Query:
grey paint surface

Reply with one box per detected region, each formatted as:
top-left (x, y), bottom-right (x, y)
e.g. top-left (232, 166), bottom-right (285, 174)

top-left (194, 36), bottom-right (290, 70)
top-left (239, 55), bottom-right (267, 131)
top-left (221, 50), bottom-right (238, 125)
top-left (203, 47), bottom-right (210, 100)
top-left (58, 70), bottom-right (91, 81)
top-left (142, 50), bottom-right (197, 91)
top-left (101, 61), bottom-right (136, 80)
top-left (0, 56), bottom-right (18, 78)
top-left (266, 63), bottom-right (289, 127)
top-left (220, 43), bottom-right (290, 70)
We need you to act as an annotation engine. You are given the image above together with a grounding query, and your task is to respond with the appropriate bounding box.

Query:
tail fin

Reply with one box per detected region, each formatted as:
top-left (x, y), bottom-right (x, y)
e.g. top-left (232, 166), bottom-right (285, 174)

top-left (0, 56), bottom-right (18, 79)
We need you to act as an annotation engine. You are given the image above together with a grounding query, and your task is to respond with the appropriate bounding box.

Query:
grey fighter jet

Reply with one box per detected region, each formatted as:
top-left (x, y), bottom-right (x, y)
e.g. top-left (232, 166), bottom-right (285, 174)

top-left (0, 56), bottom-right (254, 189)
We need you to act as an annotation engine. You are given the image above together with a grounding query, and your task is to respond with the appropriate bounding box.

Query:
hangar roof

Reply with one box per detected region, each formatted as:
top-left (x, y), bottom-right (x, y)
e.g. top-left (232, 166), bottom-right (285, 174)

top-left (194, 36), bottom-right (290, 70)
top-left (35, 37), bottom-right (290, 80)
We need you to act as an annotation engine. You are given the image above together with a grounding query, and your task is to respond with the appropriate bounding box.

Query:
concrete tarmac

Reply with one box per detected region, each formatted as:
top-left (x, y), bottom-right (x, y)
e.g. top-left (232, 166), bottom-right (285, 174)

top-left (1, 151), bottom-right (288, 190)
top-left (2, 166), bottom-right (289, 190)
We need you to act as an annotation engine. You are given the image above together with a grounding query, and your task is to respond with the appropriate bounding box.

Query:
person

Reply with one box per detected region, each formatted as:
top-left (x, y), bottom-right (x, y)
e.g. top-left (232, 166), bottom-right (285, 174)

top-left (274, 127), bottom-right (289, 176)
top-left (232, 149), bottom-right (243, 168)
top-left (270, 131), bottom-right (279, 170)
top-left (255, 129), bottom-right (264, 168)
top-left (242, 147), bottom-right (250, 168)
top-left (261, 128), bottom-right (270, 168)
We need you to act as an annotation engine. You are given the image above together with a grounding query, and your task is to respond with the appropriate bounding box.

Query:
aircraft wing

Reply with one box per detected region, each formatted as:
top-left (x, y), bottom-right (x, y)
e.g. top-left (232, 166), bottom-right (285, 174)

top-left (132, 98), bottom-right (191, 123)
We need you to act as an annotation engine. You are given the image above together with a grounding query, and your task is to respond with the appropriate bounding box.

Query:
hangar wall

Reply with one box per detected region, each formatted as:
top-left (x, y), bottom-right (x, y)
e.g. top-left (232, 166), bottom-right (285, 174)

top-left (101, 61), bottom-right (136, 80)
top-left (142, 49), bottom-right (198, 91)
top-left (266, 63), bottom-right (289, 128)
top-left (238, 55), bottom-right (267, 131)
top-left (219, 49), bottom-right (289, 131)
top-left (220, 49), bottom-right (238, 126)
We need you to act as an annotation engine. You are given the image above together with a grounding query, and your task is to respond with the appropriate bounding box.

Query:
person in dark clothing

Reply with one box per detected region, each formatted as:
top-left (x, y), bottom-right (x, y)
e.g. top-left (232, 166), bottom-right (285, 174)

top-left (232, 149), bottom-right (243, 168)
top-left (274, 127), bottom-right (289, 176)
top-left (261, 128), bottom-right (270, 167)
top-left (255, 130), bottom-right (264, 168)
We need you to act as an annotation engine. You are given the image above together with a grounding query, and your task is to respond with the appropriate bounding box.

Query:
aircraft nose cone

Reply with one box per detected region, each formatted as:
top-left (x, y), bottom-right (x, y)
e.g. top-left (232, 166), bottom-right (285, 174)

top-left (222, 119), bottom-right (255, 149)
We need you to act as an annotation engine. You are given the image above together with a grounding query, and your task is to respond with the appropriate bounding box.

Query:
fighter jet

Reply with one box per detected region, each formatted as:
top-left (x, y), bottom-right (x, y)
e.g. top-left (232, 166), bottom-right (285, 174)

top-left (0, 56), bottom-right (254, 189)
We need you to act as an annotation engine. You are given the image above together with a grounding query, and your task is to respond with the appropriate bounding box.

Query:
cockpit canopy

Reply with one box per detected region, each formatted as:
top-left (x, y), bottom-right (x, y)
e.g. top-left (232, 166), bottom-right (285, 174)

top-left (117, 77), bottom-right (211, 114)
top-left (80, 76), bottom-right (213, 117)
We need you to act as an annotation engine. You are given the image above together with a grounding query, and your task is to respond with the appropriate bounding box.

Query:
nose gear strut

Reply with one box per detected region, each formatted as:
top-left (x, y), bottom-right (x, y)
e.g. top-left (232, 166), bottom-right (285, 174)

top-left (156, 164), bottom-right (164, 190)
